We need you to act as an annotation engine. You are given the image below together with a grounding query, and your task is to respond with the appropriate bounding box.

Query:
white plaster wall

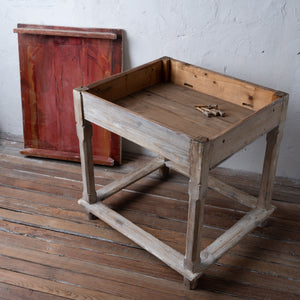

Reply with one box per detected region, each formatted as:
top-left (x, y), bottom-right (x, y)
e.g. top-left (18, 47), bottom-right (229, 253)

top-left (1, 0), bottom-right (299, 179)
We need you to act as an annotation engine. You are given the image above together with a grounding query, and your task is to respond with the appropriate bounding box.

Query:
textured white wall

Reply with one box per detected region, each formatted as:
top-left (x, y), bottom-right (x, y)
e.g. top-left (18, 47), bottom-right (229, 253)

top-left (1, 0), bottom-right (299, 179)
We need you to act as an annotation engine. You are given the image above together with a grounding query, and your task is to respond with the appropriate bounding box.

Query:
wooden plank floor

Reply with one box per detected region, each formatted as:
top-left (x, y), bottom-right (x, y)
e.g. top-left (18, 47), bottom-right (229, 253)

top-left (0, 138), bottom-right (299, 299)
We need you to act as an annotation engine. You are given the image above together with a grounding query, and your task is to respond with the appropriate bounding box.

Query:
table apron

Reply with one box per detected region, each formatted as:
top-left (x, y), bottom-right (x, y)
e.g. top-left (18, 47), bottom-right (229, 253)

top-left (210, 98), bottom-right (286, 169)
top-left (82, 92), bottom-right (191, 167)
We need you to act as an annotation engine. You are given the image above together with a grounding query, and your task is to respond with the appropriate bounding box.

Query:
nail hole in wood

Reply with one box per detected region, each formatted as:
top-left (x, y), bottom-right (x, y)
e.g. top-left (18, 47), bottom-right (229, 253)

top-left (184, 83), bottom-right (193, 88)
top-left (248, 95), bottom-right (254, 101)
top-left (242, 102), bottom-right (254, 108)
top-left (213, 81), bottom-right (217, 84)
top-left (222, 139), bottom-right (225, 143)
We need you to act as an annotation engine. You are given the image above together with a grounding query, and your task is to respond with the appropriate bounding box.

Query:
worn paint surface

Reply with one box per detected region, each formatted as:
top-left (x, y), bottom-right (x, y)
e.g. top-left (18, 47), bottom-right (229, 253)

top-left (16, 24), bottom-right (122, 165)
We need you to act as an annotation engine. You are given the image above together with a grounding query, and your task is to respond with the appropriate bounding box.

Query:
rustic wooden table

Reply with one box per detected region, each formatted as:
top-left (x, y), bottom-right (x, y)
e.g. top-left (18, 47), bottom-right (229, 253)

top-left (74, 57), bottom-right (288, 289)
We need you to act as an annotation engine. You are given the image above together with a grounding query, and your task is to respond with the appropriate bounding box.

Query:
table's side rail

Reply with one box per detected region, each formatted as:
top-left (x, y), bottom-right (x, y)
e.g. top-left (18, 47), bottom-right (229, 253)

top-left (85, 59), bottom-right (165, 101)
top-left (209, 96), bottom-right (288, 169)
top-left (169, 58), bottom-right (279, 111)
top-left (81, 92), bottom-right (191, 166)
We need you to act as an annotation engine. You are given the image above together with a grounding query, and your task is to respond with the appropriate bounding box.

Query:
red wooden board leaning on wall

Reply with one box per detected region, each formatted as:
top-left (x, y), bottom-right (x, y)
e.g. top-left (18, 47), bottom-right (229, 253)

top-left (14, 24), bottom-right (123, 165)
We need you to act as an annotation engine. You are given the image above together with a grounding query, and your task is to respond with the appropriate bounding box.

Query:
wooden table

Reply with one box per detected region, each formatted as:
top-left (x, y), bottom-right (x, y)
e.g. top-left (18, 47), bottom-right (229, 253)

top-left (74, 57), bottom-right (288, 289)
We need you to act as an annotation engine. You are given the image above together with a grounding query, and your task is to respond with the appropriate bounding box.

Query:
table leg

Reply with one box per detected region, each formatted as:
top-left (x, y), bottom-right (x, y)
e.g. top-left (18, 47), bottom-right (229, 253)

top-left (74, 90), bottom-right (97, 219)
top-left (159, 165), bottom-right (169, 179)
top-left (258, 95), bottom-right (288, 211)
top-left (258, 125), bottom-right (284, 210)
top-left (184, 140), bottom-right (211, 289)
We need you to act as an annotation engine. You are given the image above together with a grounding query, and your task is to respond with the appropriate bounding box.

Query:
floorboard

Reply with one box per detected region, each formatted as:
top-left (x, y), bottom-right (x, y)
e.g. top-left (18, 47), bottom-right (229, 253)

top-left (0, 138), bottom-right (299, 299)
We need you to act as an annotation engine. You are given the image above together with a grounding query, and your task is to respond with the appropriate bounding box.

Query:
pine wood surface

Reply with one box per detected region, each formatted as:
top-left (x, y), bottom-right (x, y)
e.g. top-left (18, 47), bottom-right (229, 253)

top-left (82, 57), bottom-right (288, 174)
top-left (0, 138), bottom-right (300, 299)
top-left (115, 83), bottom-right (253, 140)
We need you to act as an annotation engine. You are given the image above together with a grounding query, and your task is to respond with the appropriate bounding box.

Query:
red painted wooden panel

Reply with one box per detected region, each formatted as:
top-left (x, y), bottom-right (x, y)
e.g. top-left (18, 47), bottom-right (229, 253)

top-left (14, 24), bottom-right (122, 165)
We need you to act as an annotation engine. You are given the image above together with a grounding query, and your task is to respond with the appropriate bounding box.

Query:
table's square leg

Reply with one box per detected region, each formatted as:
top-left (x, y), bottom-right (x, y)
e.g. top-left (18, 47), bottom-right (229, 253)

top-left (258, 125), bottom-right (285, 211)
top-left (184, 139), bottom-right (211, 289)
top-left (74, 90), bottom-right (97, 219)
